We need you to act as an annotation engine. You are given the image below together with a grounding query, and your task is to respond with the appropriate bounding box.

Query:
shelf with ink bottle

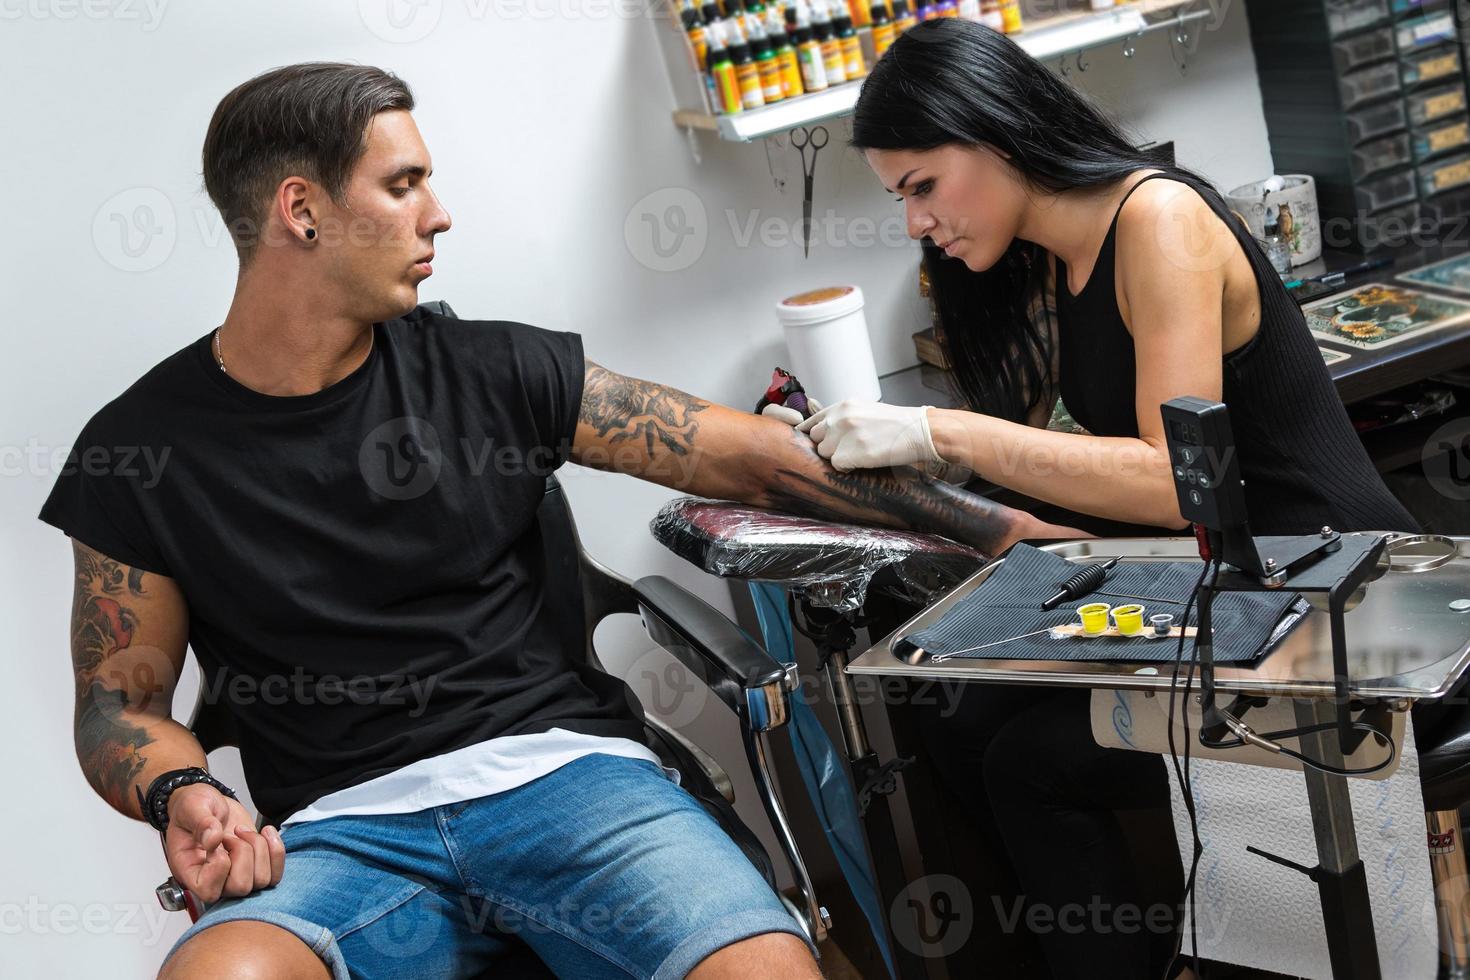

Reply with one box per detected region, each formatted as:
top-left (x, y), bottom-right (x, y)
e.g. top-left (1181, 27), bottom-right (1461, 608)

top-left (664, 0), bottom-right (1208, 143)
top-left (681, 0), bottom-right (899, 132)
top-left (685, 1), bottom-right (818, 102)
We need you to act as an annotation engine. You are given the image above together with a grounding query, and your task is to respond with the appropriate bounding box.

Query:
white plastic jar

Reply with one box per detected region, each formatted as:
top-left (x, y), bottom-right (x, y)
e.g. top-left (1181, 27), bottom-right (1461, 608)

top-left (774, 285), bottom-right (882, 404)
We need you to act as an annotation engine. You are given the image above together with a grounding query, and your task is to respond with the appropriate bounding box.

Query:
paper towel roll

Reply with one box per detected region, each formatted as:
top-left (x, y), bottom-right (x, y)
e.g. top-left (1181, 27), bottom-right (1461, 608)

top-left (1093, 688), bottom-right (1437, 979)
top-left (1090, 688), bottom-right (1406, 779)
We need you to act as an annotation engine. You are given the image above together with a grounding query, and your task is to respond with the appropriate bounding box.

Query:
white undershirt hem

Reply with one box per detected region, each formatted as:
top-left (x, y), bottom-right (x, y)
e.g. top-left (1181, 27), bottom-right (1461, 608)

top-left (278, 727), bottom-right (680, 827)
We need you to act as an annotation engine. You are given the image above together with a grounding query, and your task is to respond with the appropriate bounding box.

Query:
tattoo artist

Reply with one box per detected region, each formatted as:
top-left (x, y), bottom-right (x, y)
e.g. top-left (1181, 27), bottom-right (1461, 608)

top-left (773, 20), bottom-right (1421, 980)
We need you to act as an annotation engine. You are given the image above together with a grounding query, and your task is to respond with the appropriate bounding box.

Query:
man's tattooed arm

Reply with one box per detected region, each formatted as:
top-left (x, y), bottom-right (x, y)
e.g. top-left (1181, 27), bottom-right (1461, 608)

top-left (69, 540), bottom-right (203, 820)
top-left (572, 361), bottom-right (1083, 555)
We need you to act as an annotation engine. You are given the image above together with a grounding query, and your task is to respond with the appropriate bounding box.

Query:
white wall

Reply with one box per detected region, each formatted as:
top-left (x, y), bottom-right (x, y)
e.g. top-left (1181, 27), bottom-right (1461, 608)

top-left (0, 1), bottom-right (1269, 975)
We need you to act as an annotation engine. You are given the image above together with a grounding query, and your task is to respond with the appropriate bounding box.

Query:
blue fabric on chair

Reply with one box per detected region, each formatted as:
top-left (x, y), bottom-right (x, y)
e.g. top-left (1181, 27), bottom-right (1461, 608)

top-left (748, 582), bottom-right (897, 980)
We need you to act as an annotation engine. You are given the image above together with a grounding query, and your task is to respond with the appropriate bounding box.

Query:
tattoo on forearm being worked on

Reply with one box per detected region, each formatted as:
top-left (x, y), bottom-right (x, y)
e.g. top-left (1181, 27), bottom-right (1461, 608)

top-left (71, 544), bottom-right (155, 810)
top-left (761, 458), bottom-right (1020, 556)
top-left (581, 360), bottom-right (709, 457)
top-left (575, 365), bottom-right (1043, 555)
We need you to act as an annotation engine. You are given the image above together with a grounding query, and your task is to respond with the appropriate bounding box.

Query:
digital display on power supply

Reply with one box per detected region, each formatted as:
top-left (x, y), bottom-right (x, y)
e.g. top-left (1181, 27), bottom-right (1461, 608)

top-left (1168, 418), bottom-right (1201, 446)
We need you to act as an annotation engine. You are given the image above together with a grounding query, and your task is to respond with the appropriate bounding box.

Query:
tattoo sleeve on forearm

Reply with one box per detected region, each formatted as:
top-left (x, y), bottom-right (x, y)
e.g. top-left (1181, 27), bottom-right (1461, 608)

top-left (580, 359), bottom-right (709, 457)
top-left (746, 431), bottom-right (1023, 558)
top-left (759, 454), bottom-right (1020, 556)
top-left (574, 363), bottom-right (1037, 555)
top-left (71, 546), bottom-right (155, 810)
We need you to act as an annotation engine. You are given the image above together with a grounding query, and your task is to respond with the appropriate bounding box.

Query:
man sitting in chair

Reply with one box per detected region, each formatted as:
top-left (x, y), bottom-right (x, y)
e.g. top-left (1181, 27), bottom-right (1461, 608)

top-left (40, 63), bottom-right (1076, 980)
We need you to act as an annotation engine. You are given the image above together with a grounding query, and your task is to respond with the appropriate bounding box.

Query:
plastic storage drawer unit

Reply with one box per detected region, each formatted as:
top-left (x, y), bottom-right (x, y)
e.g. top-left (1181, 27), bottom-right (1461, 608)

top-left (1356, 169), bottom-right (1419, 211)
top-left (1408, 84), bottom-right (1468, 126)
top-left (1394, 10), bottom-right (1456, 51)
top-left (1420, 188), bottom-right (1470, 227)
top-left (1331, 26), bottom-right (1395, 73)
top-left (1401, 46), bottom-right (1461, 89)
top-left (1418, 152), bottom-right (1470, 197)
top-left (1326, 0), bottom-right (1389, 36)
top-left (1341, 61), bottom-right (1402, 109)
top-left (1346, 99), bottom-right (1409, 144)
top-left (1411, 115), bottom-right (1470, 162)
top-left (1352, 132), bottom-right (1414, 179)
top-left (1246, 0), bottom-right (1469, 251)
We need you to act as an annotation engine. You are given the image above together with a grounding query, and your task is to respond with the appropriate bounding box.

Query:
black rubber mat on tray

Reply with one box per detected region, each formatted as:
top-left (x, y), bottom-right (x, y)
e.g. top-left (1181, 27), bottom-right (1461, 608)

top-left (907, 544), bottom-right (1308, 664)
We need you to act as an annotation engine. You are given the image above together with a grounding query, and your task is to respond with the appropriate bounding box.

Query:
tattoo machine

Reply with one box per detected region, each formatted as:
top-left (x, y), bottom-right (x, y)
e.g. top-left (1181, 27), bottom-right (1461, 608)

top-left (754, 367), bottom-right (818, 421)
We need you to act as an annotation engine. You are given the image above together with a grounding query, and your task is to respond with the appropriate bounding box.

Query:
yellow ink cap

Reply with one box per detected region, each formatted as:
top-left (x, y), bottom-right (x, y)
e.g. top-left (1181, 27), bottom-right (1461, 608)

top-left (1110, 604), bottom-right (1145, 635)
top-left (1077, 602), bottom-right (1111, 635)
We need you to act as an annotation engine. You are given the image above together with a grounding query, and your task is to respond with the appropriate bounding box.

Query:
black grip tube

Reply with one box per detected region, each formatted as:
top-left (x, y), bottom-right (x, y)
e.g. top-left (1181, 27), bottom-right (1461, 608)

top-left (1040, 558), bottom-right (1118, 611)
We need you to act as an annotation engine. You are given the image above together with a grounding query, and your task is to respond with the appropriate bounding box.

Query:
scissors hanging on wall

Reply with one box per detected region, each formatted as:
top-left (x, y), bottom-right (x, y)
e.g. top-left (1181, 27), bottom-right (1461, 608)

top-left (791, 124), bottom-right (829, 259)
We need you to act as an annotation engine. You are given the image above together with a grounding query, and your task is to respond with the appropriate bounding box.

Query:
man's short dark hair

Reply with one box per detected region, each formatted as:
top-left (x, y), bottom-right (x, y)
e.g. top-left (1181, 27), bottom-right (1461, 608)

top-left (202, 62), bottom-right (414, 261)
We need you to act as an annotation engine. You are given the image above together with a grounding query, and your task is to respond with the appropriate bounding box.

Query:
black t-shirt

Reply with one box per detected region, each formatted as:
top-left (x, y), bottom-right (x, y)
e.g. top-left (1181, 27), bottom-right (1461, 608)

top-left (40, 308), bottom-right (648, 825)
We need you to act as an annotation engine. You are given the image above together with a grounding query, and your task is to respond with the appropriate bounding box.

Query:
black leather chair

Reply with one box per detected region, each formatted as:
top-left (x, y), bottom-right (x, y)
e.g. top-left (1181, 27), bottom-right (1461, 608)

top-left (154, 304), bottom-right (829, 972)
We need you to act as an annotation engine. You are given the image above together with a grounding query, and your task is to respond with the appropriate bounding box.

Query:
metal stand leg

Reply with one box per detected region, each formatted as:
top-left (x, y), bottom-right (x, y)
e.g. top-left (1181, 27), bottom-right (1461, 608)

top-left (1428, 807), bottom-right (1470, 979)
top-left (797, 600), bottom-right (928, 980)
top-left (1295, 698), bottom-right (1383, 980)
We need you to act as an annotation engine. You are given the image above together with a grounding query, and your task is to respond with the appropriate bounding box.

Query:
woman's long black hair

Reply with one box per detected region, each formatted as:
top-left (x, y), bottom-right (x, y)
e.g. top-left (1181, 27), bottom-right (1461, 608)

top-left (852, 18), bottom-right (1218, 422)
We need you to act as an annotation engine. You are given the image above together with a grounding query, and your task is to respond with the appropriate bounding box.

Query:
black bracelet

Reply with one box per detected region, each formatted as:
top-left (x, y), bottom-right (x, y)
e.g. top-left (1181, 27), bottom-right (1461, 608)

top-left (140, 767), bottom-right (238, 833)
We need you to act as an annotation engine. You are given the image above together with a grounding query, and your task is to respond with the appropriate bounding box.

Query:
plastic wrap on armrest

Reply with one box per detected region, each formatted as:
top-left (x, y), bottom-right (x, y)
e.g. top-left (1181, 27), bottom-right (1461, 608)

top-left (650, 497), bottom-right (987, 611)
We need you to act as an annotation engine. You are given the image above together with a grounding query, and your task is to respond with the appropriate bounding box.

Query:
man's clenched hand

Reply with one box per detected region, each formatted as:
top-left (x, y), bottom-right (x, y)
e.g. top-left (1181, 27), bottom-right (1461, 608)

top-left (163, 783), bottom-right (284, 903)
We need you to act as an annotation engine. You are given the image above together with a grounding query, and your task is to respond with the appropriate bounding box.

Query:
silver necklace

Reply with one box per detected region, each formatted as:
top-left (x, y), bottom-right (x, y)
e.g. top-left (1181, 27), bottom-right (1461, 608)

top-left (212, 326), bottom-right (226, 374)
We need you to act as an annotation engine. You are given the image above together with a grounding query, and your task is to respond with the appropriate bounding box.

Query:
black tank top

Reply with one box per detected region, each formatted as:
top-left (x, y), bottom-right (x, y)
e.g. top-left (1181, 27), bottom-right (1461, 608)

top-left (1054, 172), bottom-right (1419, 536)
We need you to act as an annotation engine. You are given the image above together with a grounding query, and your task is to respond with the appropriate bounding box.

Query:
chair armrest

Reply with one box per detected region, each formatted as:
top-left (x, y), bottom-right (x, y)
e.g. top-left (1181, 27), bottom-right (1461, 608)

top-left (634, 575), bottom-right (794, 729)
top-left (635, 574), bottom-right (827, 943)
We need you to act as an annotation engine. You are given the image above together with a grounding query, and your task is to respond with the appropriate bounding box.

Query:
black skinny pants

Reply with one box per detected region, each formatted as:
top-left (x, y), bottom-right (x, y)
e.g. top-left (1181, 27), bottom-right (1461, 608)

top-left (918, 683), bottom-right (1182, 979)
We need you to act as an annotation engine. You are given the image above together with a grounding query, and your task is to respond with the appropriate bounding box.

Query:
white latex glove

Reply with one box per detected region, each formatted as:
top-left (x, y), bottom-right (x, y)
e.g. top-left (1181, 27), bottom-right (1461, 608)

top-left (796, 400), bottom-right (947, 473)
top-left (760, 397), bottom-right (823, 427)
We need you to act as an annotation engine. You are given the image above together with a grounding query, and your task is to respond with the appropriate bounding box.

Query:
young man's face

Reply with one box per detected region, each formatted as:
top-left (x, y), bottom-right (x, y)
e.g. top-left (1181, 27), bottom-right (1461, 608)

top-left (313, 109), bottom-right (452, 321)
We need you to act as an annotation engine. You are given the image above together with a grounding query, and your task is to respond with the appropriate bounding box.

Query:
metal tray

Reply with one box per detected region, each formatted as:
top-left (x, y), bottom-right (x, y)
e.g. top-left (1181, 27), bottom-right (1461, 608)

top-left (846, 534), bottom-right (1470, 701)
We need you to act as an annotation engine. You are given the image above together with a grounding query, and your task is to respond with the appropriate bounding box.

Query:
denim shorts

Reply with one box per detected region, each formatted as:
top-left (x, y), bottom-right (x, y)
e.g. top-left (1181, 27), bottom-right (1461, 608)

top-left (160, 754), bottom-right (815, 979)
